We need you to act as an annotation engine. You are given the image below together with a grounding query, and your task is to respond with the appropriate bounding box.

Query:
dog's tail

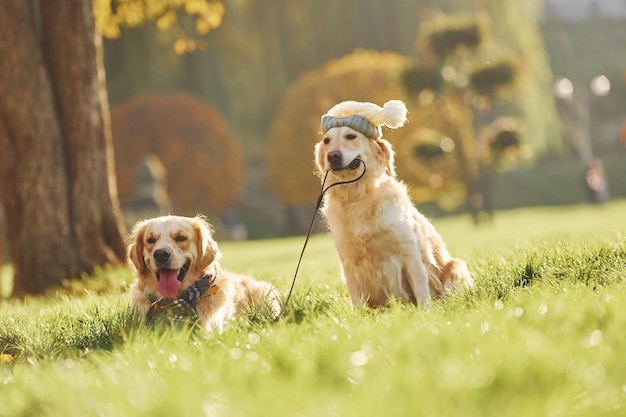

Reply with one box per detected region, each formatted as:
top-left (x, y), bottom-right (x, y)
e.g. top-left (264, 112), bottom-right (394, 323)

top-left (434, 258), bottom-right (474, 297)
top-left (429, 258), bottom-right (474, 298)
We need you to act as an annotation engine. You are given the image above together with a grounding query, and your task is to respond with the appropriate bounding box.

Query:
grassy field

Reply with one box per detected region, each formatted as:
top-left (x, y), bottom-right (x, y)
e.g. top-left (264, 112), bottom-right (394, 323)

top-left (1, 200), bottom-right (626, 417)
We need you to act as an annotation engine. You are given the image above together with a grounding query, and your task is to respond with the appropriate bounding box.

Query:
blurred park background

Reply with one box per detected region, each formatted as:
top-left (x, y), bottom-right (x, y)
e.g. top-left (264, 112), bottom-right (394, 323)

top-left (0, 0), bottom-right (625, 295)
top-left (104, 0), bottom-right (625, 236)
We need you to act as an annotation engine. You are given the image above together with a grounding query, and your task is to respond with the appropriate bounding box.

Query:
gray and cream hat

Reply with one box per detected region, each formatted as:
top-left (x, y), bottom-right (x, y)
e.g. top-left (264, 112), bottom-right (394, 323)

top-left (321, 100), bottom-right (408, 139)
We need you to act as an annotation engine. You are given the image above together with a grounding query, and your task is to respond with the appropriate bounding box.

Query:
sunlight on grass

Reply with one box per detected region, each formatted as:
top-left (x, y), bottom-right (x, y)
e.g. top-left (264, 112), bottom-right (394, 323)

top-left (1, 200), bottom-right (626, 417)
top-left (432, 200), bottom-right (626, 257)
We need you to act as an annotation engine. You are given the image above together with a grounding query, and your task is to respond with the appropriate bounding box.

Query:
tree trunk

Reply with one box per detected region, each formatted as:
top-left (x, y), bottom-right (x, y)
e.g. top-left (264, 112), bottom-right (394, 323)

top-left (0, 0), bottom-right (126, 296)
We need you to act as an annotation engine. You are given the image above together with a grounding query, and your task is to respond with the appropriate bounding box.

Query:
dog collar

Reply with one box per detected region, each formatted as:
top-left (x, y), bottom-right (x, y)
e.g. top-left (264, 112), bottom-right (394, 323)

top-left (147, 266), bottom-right (220, 323)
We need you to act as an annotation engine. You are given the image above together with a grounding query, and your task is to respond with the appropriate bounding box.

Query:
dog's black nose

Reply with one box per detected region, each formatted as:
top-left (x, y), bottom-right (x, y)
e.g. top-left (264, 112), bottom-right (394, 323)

top-left (327, 150), bottom-right (342, 163)
top-left (153, 248), bottom-right (171, 264)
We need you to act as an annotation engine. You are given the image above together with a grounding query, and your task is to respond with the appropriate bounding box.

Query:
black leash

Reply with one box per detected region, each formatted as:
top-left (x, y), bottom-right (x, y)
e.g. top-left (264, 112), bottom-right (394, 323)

top-left (284, 159), bottom-right (366, 306)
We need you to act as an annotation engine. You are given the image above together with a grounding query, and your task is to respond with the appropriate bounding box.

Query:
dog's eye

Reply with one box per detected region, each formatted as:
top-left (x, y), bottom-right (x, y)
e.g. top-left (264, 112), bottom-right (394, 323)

top-left (323, 137), bottom-right (330, 144)
top-left (346, 133), bottom-right (357, 140)
top-left (175, 235), bottom-right (187, 242)
top-left (146, 237), bottom-right (156, 244)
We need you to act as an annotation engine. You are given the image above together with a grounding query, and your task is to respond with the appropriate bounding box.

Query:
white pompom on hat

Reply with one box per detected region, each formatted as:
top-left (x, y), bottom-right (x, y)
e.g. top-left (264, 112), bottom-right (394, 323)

top-left (321, 100), bottom-right (408, 138)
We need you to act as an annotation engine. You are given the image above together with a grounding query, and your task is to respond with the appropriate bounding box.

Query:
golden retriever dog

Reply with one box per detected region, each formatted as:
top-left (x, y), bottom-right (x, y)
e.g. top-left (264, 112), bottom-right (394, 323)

top-left (315, 100), bottom-right (473, 308)
top-left (128, 215), bottom-right (280, 329)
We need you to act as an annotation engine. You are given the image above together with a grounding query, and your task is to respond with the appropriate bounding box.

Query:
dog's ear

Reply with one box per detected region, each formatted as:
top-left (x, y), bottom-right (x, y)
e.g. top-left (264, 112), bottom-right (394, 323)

top-left (192, 215), bottom-right (221, 271)
top-left (314, 141), bottom-right (327, 177)
top-left (374, 138), bottom-right (396, 176)
top-left (128, 222), bottom-right (147, 273)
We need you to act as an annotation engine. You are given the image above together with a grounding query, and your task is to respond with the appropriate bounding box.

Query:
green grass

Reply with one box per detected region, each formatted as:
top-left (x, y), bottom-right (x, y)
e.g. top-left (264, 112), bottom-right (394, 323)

top-left (2, 201), bottom-right (626, 417)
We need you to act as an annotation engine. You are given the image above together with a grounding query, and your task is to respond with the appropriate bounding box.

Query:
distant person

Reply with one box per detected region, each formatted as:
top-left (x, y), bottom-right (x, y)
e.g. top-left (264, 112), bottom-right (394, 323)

top-left (583, 157), bottom-right (609, 204)
top-left (124, 154), bottom-right (173, 226)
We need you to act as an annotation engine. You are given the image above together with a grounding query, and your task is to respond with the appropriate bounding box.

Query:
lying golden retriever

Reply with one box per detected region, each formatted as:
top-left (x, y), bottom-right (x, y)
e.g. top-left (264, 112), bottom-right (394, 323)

top-left (315, 100), bottom-right (473, 308)
top-left (128, 215), bottom-right (280, 329)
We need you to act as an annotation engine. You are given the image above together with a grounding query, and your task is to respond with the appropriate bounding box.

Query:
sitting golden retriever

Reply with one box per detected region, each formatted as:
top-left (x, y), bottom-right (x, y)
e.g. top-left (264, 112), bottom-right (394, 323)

top-left (128, 215), bottom-right (280, 329)
top-left (315, 100), bottom-right (473, 308)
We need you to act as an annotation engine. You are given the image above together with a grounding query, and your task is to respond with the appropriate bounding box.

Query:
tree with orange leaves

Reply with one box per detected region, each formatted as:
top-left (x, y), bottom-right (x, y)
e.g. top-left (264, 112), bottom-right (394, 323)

top-left (112, 94), bottom-right (243, 217)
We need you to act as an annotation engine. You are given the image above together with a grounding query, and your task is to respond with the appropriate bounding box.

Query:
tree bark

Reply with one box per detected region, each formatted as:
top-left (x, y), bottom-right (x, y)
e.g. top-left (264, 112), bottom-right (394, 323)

top-left (0, 0), bottom-right (126, 296)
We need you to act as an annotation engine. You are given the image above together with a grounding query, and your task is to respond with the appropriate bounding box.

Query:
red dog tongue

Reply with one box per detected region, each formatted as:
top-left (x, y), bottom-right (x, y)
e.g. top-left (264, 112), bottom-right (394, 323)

top-left (156, 270), bottom-right (181, 298)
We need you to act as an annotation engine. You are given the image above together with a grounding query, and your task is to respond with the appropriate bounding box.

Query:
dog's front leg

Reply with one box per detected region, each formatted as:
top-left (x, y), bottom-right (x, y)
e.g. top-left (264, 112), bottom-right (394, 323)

top-left (131, 291), bottom-right (152, 317)
top-left (404, 258), bottom-right (431, 307)
top-left (341, 266), bottom-right (370, 307)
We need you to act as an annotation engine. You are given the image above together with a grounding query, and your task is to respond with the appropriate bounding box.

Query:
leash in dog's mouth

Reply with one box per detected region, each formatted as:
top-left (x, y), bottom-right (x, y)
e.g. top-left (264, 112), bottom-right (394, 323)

top-left (346, 159), bottom-right (362, 170)
top-left (284, 159), bottom-right (366, 306)
top-left (331, 158), bottom-right (362, 172)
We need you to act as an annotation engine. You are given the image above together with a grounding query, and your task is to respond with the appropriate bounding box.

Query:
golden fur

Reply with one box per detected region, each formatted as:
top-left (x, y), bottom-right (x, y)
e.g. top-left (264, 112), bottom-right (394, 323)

top-left (315, 126), bottom-right (473, 308)
top-left (128, 215), bottom-right (280, 329)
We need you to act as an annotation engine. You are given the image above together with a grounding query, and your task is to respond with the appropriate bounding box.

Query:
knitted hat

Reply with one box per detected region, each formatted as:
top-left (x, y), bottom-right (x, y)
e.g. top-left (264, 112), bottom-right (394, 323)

top-left (321, 100), bottom-right (408, 139)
